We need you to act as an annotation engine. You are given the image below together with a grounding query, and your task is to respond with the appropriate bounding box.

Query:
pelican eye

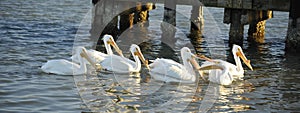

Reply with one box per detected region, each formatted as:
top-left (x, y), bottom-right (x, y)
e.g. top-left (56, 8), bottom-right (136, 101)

top-left (107, 41), bottom-right (112, 45)
top-left (134, 52), bottom-right (139, 55)
top-left (187, 59), bottom-right (190, 62)
top-left (238, 48), bottom-right (242, 52)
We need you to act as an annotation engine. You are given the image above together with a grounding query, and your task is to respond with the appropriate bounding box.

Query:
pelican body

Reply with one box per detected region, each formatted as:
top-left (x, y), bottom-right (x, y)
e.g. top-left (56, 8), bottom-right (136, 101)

top-left (81, 44), bottom-right (148, 74)
top-left (199, 44), bottom-right (253, 85)
top-left (146, 47), bottom-right (205, 83)
top-left (41, 47), bottom-right (92, 75)
top-left (71, 35), bottom-right (123, 64)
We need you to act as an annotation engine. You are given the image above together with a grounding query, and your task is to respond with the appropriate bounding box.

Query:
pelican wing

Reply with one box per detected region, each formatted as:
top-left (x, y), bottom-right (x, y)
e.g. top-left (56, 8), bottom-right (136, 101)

top-left (88, 49), bottom-right (107, 62)
top-left (149, 58), bottom-right (195, 83)
top-left (100, 55), bottom-right (136, 73)
top-left (200, 59), bottom-right (234, 85)
top-left (71, 49), bottom-right (107, 64)
top-left (41, 59), bottom-right (80, 75)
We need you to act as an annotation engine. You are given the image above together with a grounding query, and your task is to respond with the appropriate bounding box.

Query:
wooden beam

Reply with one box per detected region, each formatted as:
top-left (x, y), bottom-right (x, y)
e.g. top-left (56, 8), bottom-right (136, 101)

top-left (115, 0), bottom-right (290, 11)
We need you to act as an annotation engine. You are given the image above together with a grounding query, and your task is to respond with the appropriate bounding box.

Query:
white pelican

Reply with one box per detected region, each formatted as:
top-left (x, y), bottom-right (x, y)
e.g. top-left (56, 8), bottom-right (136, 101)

top-left (71, 35), bottom-right (123, 64)
top-left (41, 47), bottom-right (95, 75)
top-left (145, 47), bottom-right (209, 83)
top-left (198, 44), bottom-right (253, 85)
top-left (81, 44), bottom-right (148, 74)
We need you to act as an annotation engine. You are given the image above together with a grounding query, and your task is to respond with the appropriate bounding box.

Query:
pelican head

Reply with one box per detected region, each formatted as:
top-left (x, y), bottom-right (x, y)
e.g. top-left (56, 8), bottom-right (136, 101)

top-left (103, 35), bottom-right (124, 57)
top-left (180, 47), bottom-right (207, 80)
top-left (180, 47), bottom-right (201, 69)
top-left (181, 47), bottom-right (194, 60)
top-left (232, 44), bottom-right (253, 71)
top-left (79, 47), bottom-right (102, 70)
top-left (130, 44), bottom-right (150, 70)
top-left (181, 47), bottom-right (213, 62)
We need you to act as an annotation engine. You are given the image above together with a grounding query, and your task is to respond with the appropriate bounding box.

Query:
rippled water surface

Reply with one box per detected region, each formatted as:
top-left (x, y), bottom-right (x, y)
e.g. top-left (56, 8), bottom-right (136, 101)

top-left (1, 0), bottom-right (300, 112)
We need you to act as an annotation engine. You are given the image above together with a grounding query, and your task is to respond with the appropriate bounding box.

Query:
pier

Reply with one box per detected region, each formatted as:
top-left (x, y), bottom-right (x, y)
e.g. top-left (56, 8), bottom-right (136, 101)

top-left (91, 0), bottom-right (300, 52)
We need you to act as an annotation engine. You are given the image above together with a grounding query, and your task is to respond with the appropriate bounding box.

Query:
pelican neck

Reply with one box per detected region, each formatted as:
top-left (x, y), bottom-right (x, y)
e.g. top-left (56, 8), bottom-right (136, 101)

top-left (131, 51), bottom-right (141, 72)
top-left (104, 40), bottom-right (113, 55)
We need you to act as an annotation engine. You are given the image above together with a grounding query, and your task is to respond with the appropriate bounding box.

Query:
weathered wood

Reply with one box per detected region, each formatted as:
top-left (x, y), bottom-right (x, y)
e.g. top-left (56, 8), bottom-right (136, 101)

top-left (286, 0), bottom-right (300, 52)
top-left (133, 2), bottom-right (155, 27)
top-left (232, 0), bottom-right (242, 9)
top-left (223, 8), bottom-right (247, 24)
top-left (228, 9), bottom-right (244, 46)
top-left (91, 0), bottom-right (293, 50)
top-left (253, 0), bottom-right (268, 10)
top-left (242, 0), bottom-right (252, 9)
top-left (190, 4), bottom-right (204, 38)
top-left (119, 2), bottom-right (135, 34)
top-left (247, 10), bottom-right (272, 43)
top-left (248, 20), bottom-right (266, 43)
top-left (116, 0), bottom-right (290, 11)
top-left (223, 8), bottom-right (231, 24)
top-left (269, 0), bottom-right (290, 11)
top-left (91, 0), bottom-right (119, 44)
top-left (161, 0), bottom-right (177, 42)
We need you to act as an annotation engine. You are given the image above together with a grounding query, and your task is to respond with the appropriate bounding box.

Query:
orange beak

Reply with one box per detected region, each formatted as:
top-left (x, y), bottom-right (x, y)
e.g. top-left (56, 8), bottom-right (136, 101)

top-left (236, 49), bottom-right (253, 71)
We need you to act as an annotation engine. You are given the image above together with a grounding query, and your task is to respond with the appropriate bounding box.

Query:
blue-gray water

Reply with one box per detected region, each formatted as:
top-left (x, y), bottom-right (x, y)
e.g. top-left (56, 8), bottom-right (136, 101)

top-left (1, 0), bottom-right (300, 112)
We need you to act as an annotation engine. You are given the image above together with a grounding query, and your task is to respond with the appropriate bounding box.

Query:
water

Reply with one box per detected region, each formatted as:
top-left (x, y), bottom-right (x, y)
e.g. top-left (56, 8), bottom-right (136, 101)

top-left (1, 0), bottom-right (300, 112)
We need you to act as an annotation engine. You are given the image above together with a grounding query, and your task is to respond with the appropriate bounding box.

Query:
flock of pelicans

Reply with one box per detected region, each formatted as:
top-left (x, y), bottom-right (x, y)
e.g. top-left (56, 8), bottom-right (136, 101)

top-left (41, 35), bottom-right (253, 85)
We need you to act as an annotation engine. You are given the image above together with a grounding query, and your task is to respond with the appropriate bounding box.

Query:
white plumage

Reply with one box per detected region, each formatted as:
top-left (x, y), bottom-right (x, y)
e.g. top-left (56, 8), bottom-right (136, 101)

top-left (81, 44), bottom-right (148, 74)
top-left (41, 47), bottom-right (88, 75)
top-left (71, 35), bottom-right (123, 64)
top-left (199, 44), bottom-right (253, 85)
top-left (147, 47), bottom-right (203, 83)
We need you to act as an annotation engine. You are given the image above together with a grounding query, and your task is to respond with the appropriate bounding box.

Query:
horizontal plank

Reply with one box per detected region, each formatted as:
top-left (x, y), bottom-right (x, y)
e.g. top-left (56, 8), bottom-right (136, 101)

top-left (114, 0), bottom-right (290, 11)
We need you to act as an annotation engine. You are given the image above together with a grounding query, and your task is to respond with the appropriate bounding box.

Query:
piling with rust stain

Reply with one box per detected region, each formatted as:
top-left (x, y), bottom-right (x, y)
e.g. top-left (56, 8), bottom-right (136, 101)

top-left (119, 2), bottom-right (135, 34)
top-left (247, 10), bottom-right (273, 43)
top-left (133, 2), bottom-right (155, 28)
top-left (286, 0), bottom-right (300, 52)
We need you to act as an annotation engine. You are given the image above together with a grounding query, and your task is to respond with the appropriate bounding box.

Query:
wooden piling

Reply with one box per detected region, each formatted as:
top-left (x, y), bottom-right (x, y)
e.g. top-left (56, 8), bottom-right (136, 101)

top-left (248, 20), bottom-right (266, 43)
top-left (91, 0), bottom-right (293, 50)
top-left (247, 10), bottom-right (273, 43)
top-left (224, 8), bottom-right (247, 46)
top-left (190, 4), bottom-right (204, 38)
top-left (91, 0), bottom-right (119, 46)
top-left (133, 2), bottom-right (155, 27)
top-left (286, 0), bottom-right (300, 52)
top-left (119, 2), bottom-right (135, 34)
top-left (161, 0), bottom-right (177, 41)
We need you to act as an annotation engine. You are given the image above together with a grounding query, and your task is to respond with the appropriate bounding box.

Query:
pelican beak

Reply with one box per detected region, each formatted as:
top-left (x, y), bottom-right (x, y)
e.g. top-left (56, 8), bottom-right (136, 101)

top-left (196, 54), bottom-right (214, 62)
top-left (236, 49), bottom-right (253, 71)
top-left (197, 65), bottom-right (223, 71)
top-left (80, 48), bottom-right (102, 70)
top-left (190, 55), bottom-right (201, 69)
top-left (189, 56), bottom-right (206, 80)
top-left (134, 50), bottom-right (150, 70)
top-left (108, 39), bottom-right (124, 57)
